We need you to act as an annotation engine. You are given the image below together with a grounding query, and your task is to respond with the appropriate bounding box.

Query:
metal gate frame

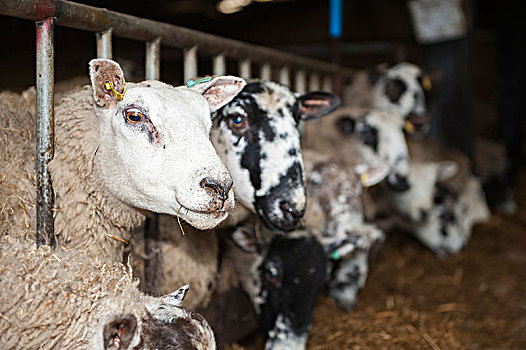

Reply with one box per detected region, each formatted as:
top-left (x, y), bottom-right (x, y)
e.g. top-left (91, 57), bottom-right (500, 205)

top-left (0, 0), bottom-right (353, 248)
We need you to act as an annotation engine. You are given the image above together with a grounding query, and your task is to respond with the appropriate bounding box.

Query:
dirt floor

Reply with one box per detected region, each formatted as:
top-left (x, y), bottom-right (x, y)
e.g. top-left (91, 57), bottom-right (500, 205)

top-left (307, 172), bottom-right (526, 350)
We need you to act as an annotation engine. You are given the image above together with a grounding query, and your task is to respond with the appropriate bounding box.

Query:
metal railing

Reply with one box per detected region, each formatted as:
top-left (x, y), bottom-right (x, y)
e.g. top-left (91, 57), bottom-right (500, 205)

top-left (1, 0), bottom-right (351, 251)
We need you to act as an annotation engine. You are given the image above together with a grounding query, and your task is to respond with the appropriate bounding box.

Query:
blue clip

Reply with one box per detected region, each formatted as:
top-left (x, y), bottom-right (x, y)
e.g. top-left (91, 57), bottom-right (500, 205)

top-left (186, 76), bottom-right (213, 88)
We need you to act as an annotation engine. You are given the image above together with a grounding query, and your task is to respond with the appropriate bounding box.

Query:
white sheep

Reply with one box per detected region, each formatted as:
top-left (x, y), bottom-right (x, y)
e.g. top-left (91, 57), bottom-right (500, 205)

top-left (0, 58), bottom-right (246, 263)
top-left (0, 235), bottom-right (215, 350)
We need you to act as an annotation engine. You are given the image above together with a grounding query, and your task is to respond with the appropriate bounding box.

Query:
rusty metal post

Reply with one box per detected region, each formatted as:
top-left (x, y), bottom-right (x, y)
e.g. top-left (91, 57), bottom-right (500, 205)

top-left (295, 69), bottom-right (306, 94)
top-left (96, 28), bottom-right (112, 59)
top-left (184, 45), bottom-right (198, 82)
top-left (309, 72), bottom-right (320, 91)
top-left (213, 53), bottom-right (226, 76)
top-left (145, 37), bottom-right (161, 80)
top-left (261, 62), bottom-right (271, 81)
top-left (239, 58), bottom-right (251, 80)
top-left (35, 18), bottom-right (56, 248)
top-left (279, 66), bottom-right (290, 87)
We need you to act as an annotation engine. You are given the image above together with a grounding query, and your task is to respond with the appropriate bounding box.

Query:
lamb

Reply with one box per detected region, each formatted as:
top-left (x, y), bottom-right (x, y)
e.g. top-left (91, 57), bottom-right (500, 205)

top-left (223, 223), bottom-right (328, 350)
top-left (302, 150), bottom-right (388, 309)
top-left (0, 235), bottom-right (215, 350)
top-left (0, 58), bottom-right (246, 263)
top-left (304, 107), bottom-right (411, 192)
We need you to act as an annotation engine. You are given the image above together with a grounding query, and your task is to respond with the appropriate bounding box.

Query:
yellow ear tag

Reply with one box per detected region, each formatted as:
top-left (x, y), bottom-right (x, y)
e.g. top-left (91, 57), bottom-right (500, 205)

top-left (360, 172), bottom-right (368, 186)
top-left (104, 79), bottom-right (126, 101)
top-left (404, 120), bottom-right (415, 134)
top-left (422, 75), bottom-right (432, 91)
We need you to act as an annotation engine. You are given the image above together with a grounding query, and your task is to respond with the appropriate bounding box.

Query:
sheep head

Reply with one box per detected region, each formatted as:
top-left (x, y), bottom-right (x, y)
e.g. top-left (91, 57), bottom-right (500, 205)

top-left (89, 59), bottom-right (246, 229)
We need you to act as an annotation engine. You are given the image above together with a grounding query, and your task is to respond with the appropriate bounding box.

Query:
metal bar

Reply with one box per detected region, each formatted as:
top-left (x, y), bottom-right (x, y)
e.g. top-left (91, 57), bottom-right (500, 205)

top-left (35, 17), bottom-right (56, 248)
top-left (0, 0), bottom-right (352, 77)
top-left (95, 28), bottom-right (112, 59)
top-left (145, 37), bottom-right (161, 80)
top-left (279, 66), bottom-right (290, 87)
top-left (294, 69), bottom-right (306, 94)
top-left (143, 36), bottom-right (162, 294)
top-left (143, 213), bottom-right (163, 295)
top-left (261, 62), bottom-right (271, 81)
top-left (323, 75), bottom-right (333, 92)
top-left (239, 58), bottom-right (251, 80)
top-left (212, 53), bottom-right (226, 76)
top-left (184, 45), bottom-right (198, 82)
top-left (309, 72), bottom-right (320, 91)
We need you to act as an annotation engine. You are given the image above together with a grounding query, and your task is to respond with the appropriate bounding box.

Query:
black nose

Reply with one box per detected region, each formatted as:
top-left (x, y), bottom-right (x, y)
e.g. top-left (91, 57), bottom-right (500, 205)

top-left (419, 208), bottom-right (429, 222)
top-left (387, 174), bottom-right (410, 192)
top-left (279, 200), bottom-right (303, 226)
top-left (200, 177), bottom-right (233, 202)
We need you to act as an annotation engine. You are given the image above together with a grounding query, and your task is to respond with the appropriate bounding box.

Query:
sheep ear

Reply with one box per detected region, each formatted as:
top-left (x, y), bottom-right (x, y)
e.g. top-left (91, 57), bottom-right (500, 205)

top-left (89, 59), bottom-right (126, 109)
top-left (354, 164), bottom-right (390, 187)
top-left (102, 314), bottom-right (137, 350)
top-left (231, 224), bottom-right (259, 254)
top-left (162, 284), bottom-right (190, 307)
top-left (436, 161), bottom-right (458, 182)
top-left (298, 91), bottom-right (341, 121)
top-left (186, 76), bottom-right (246, 112)
top-left (335, 115), bottom-right (357, 136)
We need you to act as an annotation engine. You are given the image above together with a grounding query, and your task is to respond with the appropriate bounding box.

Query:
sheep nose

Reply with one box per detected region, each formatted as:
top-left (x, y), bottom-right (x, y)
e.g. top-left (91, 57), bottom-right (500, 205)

top-left (279, 200), bottom-right (303, 226)
top-left (200, 177), bottom-right (233, 202)
top-left (419, 209), bottom-right (429, 222)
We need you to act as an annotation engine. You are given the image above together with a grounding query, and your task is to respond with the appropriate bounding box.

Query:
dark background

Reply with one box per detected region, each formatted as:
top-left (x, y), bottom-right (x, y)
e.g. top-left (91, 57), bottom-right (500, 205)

top-left (0, 0), bottom-right (524, 174)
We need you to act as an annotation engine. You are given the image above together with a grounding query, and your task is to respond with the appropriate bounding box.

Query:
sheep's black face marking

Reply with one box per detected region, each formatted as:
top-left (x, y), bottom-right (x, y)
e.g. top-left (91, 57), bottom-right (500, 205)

top-left (357, 122), bottom-right (379, 152)
top-left (384, 78), bottom-right (407, 103)
top-left (257, 236), bottom-right (327, 346)
top-left (213, 81), bottom-right (306, 231)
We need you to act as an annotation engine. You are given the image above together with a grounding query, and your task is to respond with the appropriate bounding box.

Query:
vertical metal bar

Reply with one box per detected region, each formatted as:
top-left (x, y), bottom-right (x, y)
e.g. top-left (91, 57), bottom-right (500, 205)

top-left (95, 28), bottom-right (113, 59)
top-left (279, 66), bottom-right (290, 86)
top-left (239, 58), bottom-right (251, 80)
top-left (184, 45), bottom-right (198, 82)
top-left (309, 72), bottom-right (320, 91)
top-left (143, 37), bottom-right (162, 294)
top-left (35, 18), bottom-right (55, 248)
top-left (295, 69), bottom-right (306, 94)
top-left (145, 37), bottom-right (161, 80)
top-left (212, 53), bottom-right (226, 76)
top-left (261, 62), bottom-right (271, 81)
top-left (323, 74), bottom-right (333, 92)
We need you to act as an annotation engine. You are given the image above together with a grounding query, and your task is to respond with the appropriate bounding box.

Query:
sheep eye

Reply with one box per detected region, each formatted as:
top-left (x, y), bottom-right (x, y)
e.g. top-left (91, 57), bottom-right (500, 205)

top-left (124, 107), bottom-right (144, 124)
top-left (310, 179), bottom-right (321, 187)
top-left (360, 124), bottom-right (378, 149)
top-left (227, 114), bottom-right (249, 134)
top-left (265, 264), bottom-right (281, 285)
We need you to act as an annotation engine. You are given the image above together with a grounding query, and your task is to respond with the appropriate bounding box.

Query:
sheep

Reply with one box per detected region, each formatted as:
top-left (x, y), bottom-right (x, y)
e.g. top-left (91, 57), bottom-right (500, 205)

top-left (402, 164), bottom-right (490, 257)
top-left (211, 81), bottom-right (341, 231)
top-left (0, 58), bottom-right (246, 263)
top-left (303, 106), bottom-right (411, 192)
top-left (302, 150), bottom-right (388, 309)
top-left (223, 223), bottom-right (328, 350)
top-left (0, 235), bottom-right (215, 350)
top-left (342, 62), bottom-right (431, 134)
top-left (134, 81), bottom-right (340, 307)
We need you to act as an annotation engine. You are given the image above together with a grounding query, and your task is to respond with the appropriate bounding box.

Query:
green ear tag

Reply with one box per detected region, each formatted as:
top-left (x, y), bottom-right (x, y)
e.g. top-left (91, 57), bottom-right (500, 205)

top-left (186, 76), bottom-right (213, 88)
top-left (332, 250), bottom-right (340, 261)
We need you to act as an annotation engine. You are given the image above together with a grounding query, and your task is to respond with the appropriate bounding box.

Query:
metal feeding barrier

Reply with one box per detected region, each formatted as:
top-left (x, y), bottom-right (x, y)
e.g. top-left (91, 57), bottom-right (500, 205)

top-left (0, 0), bottom-right (351, 284)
